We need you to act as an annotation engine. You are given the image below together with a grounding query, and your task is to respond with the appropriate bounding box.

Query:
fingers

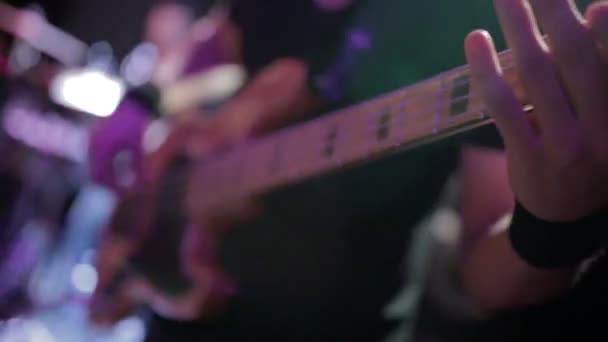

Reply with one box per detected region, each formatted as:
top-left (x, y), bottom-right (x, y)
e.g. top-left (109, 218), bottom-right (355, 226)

top-left (466, 30), bottom-right (537, 159)
top-left (493, 0), bottom-right (577, 146)
top-left (183, 119), bottom-right (229, 158)
top-left (529, 0), bottom-right (608, 145)
top-left (587, 1), bottom-right (608, 63)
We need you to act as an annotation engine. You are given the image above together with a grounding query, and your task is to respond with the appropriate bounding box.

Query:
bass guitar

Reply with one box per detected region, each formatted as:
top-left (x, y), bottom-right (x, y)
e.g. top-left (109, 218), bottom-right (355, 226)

top-left (93, 47), bottom-right (529, 323)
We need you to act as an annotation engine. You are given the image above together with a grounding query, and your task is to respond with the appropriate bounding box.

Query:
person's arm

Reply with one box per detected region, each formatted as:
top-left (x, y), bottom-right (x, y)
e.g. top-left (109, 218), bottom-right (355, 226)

top-left (180, 57), bottom-right (323, 223)
top-left (89, 231), bottom-right (139, 325)
top-left (141, 259), bottom-right (235, 321)
top-left (93, 232), bottom-right (132, 295)
top-left (137, 221), bottom-right (237, 321)
top-left (134, 58), bottom-right (324, 321)
top-left (460, 0), bottom-right (608, 312)
top-left (459, 146), bottom-right (575, 312)
top-left (89, 190), bottom-right (154, 325)
top-left (209, 57), bottom-right (322, 141)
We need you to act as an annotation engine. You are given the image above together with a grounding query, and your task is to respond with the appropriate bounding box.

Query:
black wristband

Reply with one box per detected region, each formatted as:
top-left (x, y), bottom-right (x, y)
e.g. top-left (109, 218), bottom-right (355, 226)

top-left (508, 201), bottom-right (608, 269)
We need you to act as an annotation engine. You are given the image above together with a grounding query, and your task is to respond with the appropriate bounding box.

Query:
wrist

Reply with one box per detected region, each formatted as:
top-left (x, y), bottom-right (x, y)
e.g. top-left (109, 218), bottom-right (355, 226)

top-left (508, 201), bottom-right (608, 269)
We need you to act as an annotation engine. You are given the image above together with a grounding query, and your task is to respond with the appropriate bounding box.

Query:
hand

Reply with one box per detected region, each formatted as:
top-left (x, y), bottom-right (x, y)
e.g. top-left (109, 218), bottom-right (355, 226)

top-left (465, 0), bottom-right (608, 221)
top-left (122, 277), bottom-right (156, 302)
top-left (140, 59), bottom-right (316, 320)
top-left (185, 58), bottom-right (317, 225)
top-left (145, 117), bottom-right (229, 186)
top-left (89, 283), bottom-right (140, 326)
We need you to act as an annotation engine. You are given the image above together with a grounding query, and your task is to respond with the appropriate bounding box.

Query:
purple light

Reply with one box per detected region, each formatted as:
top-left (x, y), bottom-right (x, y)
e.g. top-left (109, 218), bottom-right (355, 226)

top-left (2, 104), bottom-right (88, 162)
top-left (348, 27), bottom-right (372, 50)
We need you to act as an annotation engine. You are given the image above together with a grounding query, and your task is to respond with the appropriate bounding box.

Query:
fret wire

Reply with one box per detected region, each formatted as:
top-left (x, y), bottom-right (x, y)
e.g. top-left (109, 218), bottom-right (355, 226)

top-left (447, 63), bottom-right (516, 89)
top-left (421, 66), bottom-right (518, 119)
top-left (269, 60), bottom-right (517, 157)
top-left (450, 93), bottom-right (477, 105)
top-left (356, 65), bottom-right (517, 147)
top-left (389, 95), bottom-right (485, 124)
top-left (347, 62), bottom-right (520, 158)
top-left (369, 63), bottom-right (518, 127)
top-left (393, 63), bottom-right (517, 110)
top-left (194, 56), bottom-right (522, 201)
top-left (453, 63), bottom-right (516, 89)
top-left (434, 70), bottom-right (451, 130)
top-left (231, 147), bottom-right (245, 196)
top-left (437, 63), bottom-right (518, 106)
top-left (270, 132), bottom-right (285, 179)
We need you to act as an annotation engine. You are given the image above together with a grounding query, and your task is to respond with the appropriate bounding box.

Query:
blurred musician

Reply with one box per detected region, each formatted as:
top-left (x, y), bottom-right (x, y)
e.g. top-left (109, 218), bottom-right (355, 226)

top-left (88, 0), bottom-right (242, 327)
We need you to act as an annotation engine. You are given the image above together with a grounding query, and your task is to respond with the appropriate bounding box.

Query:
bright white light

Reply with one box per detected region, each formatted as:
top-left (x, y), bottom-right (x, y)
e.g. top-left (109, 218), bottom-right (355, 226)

top-left (50, 68), bottom-right (126, 117)
top-left (25, 320), bottom-right (57, 342)
top-left (161, 64), bottom-right (246, 114)
top-left (0, 318), bottom-right (57, 342)
top-left (142, 119), bottom-right (170, 153)
top-left (8, 41), bottom-right (41, 74)
top-left (70, 263), bottom-right (98, 295)
top-left (121, 42), bottom-right (158, 87)
top-left (2, 105), bottom-right (88, 162)
top-left (81, 249), bottom-right (96, 264)
top-left (112, 317), bottom-right (146, 342)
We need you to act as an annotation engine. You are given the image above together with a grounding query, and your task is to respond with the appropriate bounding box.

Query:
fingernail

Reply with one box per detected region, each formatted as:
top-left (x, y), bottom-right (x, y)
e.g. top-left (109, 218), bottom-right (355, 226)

top-left (466, 30), bottom-right (492, 55)
top-left (588, 2), bottom-right (608, 34)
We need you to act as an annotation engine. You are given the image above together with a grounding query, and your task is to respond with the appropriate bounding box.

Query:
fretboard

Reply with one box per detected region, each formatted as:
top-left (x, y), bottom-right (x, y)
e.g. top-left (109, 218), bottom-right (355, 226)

top-left (191, 49), bottom-right (527, 208)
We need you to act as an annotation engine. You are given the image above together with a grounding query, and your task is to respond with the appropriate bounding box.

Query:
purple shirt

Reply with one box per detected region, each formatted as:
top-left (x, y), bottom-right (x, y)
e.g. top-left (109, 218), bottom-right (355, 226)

top-left (88, 97), bottom-right (150, 193)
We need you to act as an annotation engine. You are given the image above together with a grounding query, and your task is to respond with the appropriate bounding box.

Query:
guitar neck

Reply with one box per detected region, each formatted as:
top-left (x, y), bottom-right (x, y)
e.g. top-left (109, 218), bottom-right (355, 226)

top-left (193, 49), bottom-right (527, 207)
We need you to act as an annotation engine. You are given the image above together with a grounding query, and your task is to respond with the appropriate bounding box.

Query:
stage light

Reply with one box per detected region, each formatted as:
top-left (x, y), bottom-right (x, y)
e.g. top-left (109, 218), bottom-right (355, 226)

top-left (161, 64), bottom-right (246, 114)
top-left (50, 68), bottom-right (126, 117)
top-left (2, 105), bottom-right (88, 162)
top-left (70, 263), bottom-right (98, 295)
top-left (142, 119), bottom-right (170, 154)
top-left (121, 42), bottom-right (158, 87)
top-left (112, 317), bottom-right (146, 342)
top-left (25, 320), bottom-right (57, 342)
top-left (0, 318), bottom-right (57, 342)
top-left (8, 41), bottom-right (41, 74)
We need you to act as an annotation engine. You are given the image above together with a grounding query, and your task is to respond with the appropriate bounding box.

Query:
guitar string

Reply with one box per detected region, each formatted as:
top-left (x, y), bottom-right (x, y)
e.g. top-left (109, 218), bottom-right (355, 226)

top-left (386, 62), bottom-right (516, 107)
top-left (188, 62), bottom-right (522, 198)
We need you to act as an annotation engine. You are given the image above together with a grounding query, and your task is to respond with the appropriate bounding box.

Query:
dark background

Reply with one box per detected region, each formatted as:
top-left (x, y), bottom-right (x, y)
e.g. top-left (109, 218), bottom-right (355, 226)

top-left (5, 0), bottom-right (196, 58)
